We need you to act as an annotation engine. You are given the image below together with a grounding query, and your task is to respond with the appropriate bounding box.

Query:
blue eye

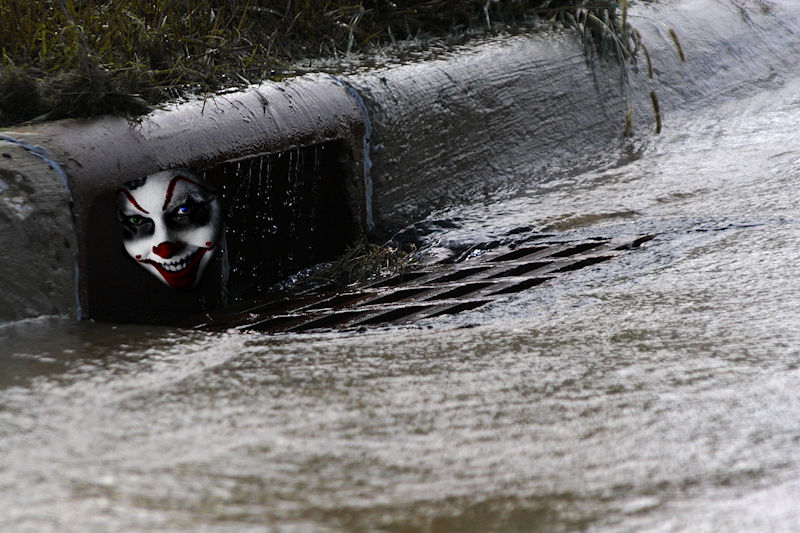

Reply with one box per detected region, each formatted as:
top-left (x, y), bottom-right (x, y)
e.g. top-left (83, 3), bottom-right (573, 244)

top-left (177, 205), bottom-right (191, 215)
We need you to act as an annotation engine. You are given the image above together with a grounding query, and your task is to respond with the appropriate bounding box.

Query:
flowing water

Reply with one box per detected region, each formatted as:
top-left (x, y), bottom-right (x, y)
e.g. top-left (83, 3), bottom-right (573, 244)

top-left (3, 73), bottom-right (800, 531)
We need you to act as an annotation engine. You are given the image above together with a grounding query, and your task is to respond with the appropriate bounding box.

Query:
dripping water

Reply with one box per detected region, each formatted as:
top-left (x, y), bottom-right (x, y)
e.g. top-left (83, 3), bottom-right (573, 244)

top-left (200, 141), bottom-right (357, 303)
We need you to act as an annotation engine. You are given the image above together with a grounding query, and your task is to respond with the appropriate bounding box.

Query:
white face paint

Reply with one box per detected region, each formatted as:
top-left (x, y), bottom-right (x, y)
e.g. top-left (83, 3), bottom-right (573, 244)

top-left (117, 170), bottom-right (222, 289)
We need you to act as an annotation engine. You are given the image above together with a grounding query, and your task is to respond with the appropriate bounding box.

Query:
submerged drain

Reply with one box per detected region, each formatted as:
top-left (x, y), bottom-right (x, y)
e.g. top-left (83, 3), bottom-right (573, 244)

top-left (196, 235), bottom-right (654, 333)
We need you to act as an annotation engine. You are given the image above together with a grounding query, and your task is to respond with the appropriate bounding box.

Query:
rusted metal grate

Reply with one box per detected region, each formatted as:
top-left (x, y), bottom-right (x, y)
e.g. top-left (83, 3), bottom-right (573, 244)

top-left (195, 235), bottom-right (654, 333)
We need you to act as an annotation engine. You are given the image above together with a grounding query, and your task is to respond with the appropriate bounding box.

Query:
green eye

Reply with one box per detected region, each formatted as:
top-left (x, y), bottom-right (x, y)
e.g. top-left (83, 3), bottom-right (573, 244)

top-left (127, 215), bottom-right (144, 225)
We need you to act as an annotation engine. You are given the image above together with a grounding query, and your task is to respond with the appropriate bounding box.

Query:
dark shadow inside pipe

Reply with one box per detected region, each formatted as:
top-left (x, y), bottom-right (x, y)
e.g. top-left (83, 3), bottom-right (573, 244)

top-left (85, 140), bottom-right (358, 323)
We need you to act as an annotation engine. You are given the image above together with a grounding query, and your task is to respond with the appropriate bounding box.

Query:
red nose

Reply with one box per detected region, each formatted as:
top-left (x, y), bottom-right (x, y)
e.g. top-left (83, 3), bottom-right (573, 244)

top-left (152, 241), bottom-right (186, 258)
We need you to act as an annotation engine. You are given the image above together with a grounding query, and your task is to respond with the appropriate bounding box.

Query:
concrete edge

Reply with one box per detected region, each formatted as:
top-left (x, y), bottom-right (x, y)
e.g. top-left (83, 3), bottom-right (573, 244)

top-left (0, 138), bottom-right (78, 320)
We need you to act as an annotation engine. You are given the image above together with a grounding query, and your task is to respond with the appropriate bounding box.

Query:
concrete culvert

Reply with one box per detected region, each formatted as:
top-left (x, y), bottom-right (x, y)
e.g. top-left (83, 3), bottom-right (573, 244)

top-left (0, 74), bottom-right (367, 323)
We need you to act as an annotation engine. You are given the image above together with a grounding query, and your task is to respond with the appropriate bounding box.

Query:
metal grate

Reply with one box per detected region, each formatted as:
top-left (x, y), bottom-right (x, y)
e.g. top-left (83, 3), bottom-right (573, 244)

top-left (195, 235), bottom-right (654, 333)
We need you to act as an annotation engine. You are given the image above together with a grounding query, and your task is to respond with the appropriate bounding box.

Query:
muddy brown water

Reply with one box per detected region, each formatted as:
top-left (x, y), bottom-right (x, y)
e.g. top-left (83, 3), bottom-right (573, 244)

top-left (3, 74), bottom-right (800, 531)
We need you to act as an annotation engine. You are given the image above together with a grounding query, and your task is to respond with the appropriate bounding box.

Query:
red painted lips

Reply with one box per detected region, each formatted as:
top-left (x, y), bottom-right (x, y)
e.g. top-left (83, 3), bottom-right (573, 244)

top-left (141, 246), bottom-right (210, 289)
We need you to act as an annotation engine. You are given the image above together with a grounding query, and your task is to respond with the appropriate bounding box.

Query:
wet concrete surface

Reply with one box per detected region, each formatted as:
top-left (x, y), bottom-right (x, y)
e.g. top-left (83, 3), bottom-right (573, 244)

top-left (0, 139), bottom-right (76, 321)
top-left (354, 0), bottom-right (800, 237)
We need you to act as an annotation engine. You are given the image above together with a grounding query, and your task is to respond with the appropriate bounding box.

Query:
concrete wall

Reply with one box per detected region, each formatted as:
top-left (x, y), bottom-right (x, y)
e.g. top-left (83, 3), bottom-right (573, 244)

top-left (0, 137), bottom-right (77, 321)
top-left (352, 0), bottom-right (800, 237)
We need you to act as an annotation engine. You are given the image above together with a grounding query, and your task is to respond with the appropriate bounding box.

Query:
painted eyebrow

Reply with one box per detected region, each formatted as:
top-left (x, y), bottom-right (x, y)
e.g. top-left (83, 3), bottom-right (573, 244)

top-left (118, 188), bottom-right (150, 214)
top-left (163, 175), bottom-right (214, 212)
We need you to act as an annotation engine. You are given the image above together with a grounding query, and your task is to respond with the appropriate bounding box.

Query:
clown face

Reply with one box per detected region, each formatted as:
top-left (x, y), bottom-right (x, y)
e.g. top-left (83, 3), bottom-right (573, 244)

top-left (117, 170), bottom-right (222, 289)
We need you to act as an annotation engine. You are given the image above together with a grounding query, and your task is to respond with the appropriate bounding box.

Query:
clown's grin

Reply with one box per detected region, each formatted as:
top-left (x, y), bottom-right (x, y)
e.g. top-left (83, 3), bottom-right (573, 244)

top-left (159, 249), bottom-right (201, 272)
top-left (141, 246), bottom-right (212, 289)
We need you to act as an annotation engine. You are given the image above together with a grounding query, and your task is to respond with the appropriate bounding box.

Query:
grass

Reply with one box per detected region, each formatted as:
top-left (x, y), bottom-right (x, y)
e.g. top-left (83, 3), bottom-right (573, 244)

top-left (313, 238), bottom-right (417, 287)
top-left (0, 0), bottom-right (643, 128)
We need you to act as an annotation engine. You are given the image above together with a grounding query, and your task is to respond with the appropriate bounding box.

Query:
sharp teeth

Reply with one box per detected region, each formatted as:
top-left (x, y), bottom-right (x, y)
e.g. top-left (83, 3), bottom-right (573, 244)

top-left (160, 250), bottom-right (197, 272)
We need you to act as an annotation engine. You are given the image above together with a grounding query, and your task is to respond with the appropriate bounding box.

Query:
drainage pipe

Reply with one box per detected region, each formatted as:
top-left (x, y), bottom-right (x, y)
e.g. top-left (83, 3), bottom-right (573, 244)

top-left (0, 74), bottom-right (365, 322)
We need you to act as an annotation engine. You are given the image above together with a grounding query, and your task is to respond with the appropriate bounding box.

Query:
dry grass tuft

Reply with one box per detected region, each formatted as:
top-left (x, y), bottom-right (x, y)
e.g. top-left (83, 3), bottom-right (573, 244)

top-left (314, 239), bottom-right (417, 288)
top-left (1, 0), bottom-right (643, 127)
